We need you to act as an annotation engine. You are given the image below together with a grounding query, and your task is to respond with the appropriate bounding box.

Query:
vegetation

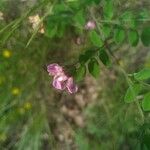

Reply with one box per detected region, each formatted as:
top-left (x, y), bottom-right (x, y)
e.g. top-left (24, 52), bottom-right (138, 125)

top-left (0, 0), bottom-right (150, 149)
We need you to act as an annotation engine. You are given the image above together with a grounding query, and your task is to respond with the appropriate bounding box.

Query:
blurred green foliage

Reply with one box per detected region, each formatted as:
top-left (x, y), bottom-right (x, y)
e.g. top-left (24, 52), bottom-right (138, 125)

top-left (0, 0), bottom-right (150, 149)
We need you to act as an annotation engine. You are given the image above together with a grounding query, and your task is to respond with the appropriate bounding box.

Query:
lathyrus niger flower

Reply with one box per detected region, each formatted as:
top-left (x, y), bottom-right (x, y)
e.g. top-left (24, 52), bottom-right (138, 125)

top-left (47, 63), bottom-right (78, 94)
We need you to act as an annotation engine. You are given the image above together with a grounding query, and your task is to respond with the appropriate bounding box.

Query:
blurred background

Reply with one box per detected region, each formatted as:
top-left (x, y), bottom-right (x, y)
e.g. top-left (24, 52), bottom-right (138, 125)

top-left (0, 0), bottom-right (150, 149)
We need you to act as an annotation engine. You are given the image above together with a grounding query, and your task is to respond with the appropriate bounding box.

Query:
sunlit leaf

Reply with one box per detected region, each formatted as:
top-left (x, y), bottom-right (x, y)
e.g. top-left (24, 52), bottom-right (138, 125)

top-left (89, 31), bottom-right (103, 47)
top-left (142, 92), bottom-right (150, 111)
top-left (134, 68), bottom-right (150, 80)
top-left (103, 0), bottom-right (114, 20)
top-left (74, 10), bottom-right (86, 27)
top-left (124, 83), bottom-right (142, 103)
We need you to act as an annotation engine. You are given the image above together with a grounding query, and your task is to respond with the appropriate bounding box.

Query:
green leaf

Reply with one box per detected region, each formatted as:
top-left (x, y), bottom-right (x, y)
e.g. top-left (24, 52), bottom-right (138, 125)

top-left (103, 0), bottom-right (114, 20)
top-left (141, 27), bottom-right (150, 46)
top-left (120, 11), bottom-right (136, 28)
top-left (114, 27), bottom-right (125, 44)
top-left (138, 9), bottom-right (150, 21)
top-left (88, 58), bottom-right (100, 78)
top-left (142, 92), bottom-right (150, 111)
top-left (89, 31), bottom-right (103, 47)
top-left (79, 50), bottom-right (95, 64)
top-left (101, 24), bottom-right (111, 38)
top-left (74, 10), bottom-right (86, 27)
top-left (45, 23), bottom-right (57, 38)
top-left (128, 30), bottom-right (139, 46)
top-left (56, 23), bottom-right (66, 38)
top-left (75, 65), bottom-right (86, 81)
top-left (142, 134), bottom-right (150, 149)
top-left (124, 83), bottom-right (142, 103)
top-left (53, 3), bottom-right (68, 14)
top-left (93, 0), bottom-right (101, 4)
top-left (82, 0), bottom-right (101, 5)
top-left (99, 49), bottom-right (111, 66)
top-left (134, 68), bottom-right (150, 80)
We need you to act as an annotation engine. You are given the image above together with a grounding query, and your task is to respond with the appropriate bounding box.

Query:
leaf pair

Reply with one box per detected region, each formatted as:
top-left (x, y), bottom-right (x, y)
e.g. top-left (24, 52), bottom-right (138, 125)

top-left (124, 68), bottom-right (150, 111)
top-left (114, 26), bottom-right (150, 47)
top-left (75, 58), bottom-right (100, 81)
top-left (88, 58), bottom-right (100, 78)
top-left (114, 27), bottom-right (139, 46)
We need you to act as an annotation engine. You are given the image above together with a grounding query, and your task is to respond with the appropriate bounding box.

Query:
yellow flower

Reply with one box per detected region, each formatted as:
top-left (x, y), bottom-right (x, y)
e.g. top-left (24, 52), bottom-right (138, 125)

top-left (12, 87), bottom-right (20, 96)
top-left (18, 108), bottom-right (25, 115)
top-left (24, 102), bottom-right (32, 110)
top-left (2, 49), bottom-right (12, 58)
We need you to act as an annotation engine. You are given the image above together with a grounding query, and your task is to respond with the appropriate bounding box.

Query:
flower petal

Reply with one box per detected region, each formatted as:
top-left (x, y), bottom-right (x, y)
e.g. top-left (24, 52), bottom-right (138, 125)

top-left (66, 77), bottom-right (78, 94)
top-left (54, 74), bottom-right (68, 81)
top-left (47, 63), bottom-right (63, 76)
top-left (52, 79), bottom-right (66, 90)
top-left (85, 21), bottom-right (96, 30)
top-left (52, 74), bottom-right (68, 90)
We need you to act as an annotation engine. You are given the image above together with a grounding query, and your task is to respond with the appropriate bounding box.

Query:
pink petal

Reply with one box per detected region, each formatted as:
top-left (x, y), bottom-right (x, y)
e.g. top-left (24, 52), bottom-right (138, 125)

top-left (85, 21), bottom-right (96, 30)
top-left (66, 77), bottom-right (78, 94)
top-left (52, 79), bottom-right (66, 90)
top-left (47, 63), bottom-right (63, 76)
top-left (52, 74), bottom-right (68, 90)
top-left (54, 74), bottom-right (68, 81)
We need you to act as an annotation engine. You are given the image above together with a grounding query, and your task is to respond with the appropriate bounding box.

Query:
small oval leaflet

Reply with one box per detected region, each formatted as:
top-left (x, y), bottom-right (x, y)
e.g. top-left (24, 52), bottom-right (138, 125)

top-left (88, 58), bottom-right (100, 78)
top-left (99, 49), bottom-right (111, 66)
top-left (89, 31), bottom-right (103, 47)
top-left (141, 27), bottom-right (150, 46)
top-left (142, 92), bottom-right (150, 111)
top-left (134, 68), bottom-right (150, 80)
top-left (75, 65), bottom-right (86, 81)
top-left (114, 27), bottom-right (125, 44)
top-left (124, 83), bottom-right (142, 103)
top-left (128, 30), bottom-right (139, 47)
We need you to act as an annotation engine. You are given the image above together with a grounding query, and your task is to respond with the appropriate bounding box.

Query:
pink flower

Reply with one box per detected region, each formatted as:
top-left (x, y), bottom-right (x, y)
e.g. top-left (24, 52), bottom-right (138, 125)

top-left (52, 74), bottom-right (68, 90)
top-left (85, 21), bottom-right (96, 30)
top-left (47, 63), bottom-right (63, 76)
top-left (66, 77), bottom-right (78, 94)
top-left (47, 63), bottom-right (78, 94)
